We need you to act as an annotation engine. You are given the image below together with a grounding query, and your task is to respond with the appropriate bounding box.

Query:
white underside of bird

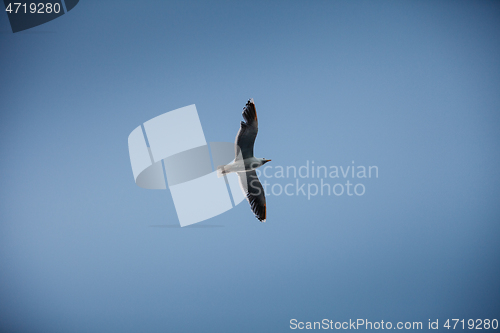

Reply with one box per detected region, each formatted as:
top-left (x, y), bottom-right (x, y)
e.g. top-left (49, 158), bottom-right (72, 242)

top-left (217, 157), bottom-right (268, 177)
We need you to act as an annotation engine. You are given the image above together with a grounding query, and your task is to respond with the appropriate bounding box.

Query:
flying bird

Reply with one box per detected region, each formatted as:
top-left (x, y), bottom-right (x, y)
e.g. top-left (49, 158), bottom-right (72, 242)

top-left (217, 99), bottom-right (271, 222)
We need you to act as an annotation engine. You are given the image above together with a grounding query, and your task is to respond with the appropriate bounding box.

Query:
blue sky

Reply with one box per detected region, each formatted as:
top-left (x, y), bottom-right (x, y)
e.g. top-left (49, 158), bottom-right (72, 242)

top-left (1, 1), bottom-right (499, 332)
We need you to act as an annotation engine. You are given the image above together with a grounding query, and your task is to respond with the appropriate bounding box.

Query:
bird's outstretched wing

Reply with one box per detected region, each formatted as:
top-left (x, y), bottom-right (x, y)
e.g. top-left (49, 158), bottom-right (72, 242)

top-left (238, 170), bottom-right (266, 222)
top-left (235, 99), bottom-right (258, 160)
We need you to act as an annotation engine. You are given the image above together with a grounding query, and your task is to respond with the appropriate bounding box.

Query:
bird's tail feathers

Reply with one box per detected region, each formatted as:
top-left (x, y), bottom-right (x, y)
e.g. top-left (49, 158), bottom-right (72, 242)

top-left (217, 165), bottom-right (227, 178)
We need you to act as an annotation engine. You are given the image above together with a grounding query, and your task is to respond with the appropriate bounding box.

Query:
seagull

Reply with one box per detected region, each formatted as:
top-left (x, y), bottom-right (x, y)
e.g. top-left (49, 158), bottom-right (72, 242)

top-left (217, 99), bottom-right (271, 222)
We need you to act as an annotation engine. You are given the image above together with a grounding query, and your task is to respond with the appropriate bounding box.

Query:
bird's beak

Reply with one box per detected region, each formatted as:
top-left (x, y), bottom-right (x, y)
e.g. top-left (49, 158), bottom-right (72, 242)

top-left (265, 159), bottom-right (272, 163)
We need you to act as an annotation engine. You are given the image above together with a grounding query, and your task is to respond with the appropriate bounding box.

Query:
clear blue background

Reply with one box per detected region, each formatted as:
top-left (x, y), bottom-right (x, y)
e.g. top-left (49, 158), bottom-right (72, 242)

top-left (1, 1), bottom-right (499, 332)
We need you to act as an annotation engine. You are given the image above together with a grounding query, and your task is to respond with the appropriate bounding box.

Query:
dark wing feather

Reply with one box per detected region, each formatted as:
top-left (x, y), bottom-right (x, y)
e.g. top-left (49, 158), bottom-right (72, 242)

top-left (235, 99), bottom-right (258, 160)
top-left (237, 170), bottom-right (266, 222)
